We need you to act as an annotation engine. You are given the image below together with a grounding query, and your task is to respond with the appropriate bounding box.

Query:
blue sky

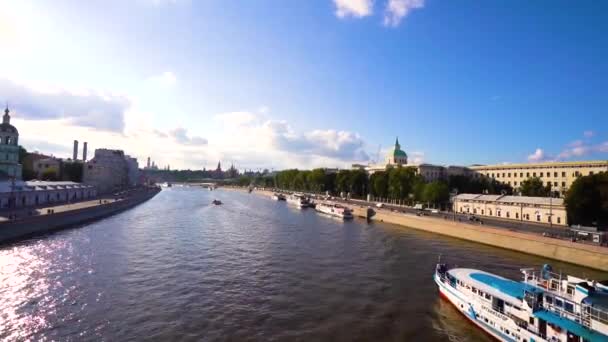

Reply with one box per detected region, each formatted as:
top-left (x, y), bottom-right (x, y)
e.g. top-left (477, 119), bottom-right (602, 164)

top-left (0, 0), bottom-right (606, 170)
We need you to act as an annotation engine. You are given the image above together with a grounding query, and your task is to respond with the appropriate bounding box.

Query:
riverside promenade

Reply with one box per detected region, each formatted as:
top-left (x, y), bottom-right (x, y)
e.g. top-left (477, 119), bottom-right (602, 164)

top-left (244, 187), bottom-right (608, 271)
top-left (0, 186), bottom-right (161, 244)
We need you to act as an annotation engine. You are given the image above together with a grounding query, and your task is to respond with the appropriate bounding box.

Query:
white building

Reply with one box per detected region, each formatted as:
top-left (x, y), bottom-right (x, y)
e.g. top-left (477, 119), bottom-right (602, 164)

top-left (0, 180), bottom-right (96, 209)
top-left (454, 193), bottom-right (567, 226)
top-left (83, 149), bottom-right (141, 193)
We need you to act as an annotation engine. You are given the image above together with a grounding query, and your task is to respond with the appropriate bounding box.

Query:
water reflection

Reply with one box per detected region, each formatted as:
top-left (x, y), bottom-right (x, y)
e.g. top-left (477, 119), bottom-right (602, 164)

top-left (0, 187), bottom-right (605, 341)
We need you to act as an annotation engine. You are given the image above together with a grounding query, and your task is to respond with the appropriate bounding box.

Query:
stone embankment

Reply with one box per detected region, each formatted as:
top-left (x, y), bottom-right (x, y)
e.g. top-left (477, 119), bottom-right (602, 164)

top-left (242, 187), bottom-right (608, 271)
top-left (0, 187), bottom-right (161, 244)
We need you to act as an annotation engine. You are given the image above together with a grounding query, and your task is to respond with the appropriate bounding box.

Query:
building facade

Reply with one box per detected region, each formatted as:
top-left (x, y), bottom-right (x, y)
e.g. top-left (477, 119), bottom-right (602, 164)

top-left (83, 149), bottom-right (130, 194)
top-left (469, 161), bottom-right (608, 196)
top-left (454, 193), bottom-right (567, 226)
top-left (125, 155), bottom-right (140, 187)
top-left (33, 157), bottom-right (62, 179)
top-left (0, 106), bottom-right (22, 180)
top-left (0, 180), bottom-right (96, 209)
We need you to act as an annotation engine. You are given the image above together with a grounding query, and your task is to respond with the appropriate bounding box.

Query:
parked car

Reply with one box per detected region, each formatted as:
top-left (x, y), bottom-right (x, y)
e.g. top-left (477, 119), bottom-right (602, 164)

top-left (467, 215), bottom-right (480, 222)
top-left (431, 209), bottom-right (439, 214)
top-left (376, 203), bottom-right (384, 208)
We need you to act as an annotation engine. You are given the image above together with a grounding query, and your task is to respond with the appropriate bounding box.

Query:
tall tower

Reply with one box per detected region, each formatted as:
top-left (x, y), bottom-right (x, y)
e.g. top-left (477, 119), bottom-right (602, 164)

top-left (73, 140), bottom-right (79, 161)
top-left (0, 104), bottom-right (23, 179)
top-left (82, 142), bottom-right (88, 161)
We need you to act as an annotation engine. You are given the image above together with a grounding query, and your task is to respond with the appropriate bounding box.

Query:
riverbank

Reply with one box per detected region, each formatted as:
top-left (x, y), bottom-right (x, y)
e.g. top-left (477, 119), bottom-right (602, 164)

top-left (241, 187), bottom-right (608, 271)
top-left (0, 186), bottom-right (161, 244)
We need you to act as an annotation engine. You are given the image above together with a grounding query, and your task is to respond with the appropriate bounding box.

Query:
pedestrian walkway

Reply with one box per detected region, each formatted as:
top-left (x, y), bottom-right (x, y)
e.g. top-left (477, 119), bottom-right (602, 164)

top-left (0, 196), bottom-right (118, 223)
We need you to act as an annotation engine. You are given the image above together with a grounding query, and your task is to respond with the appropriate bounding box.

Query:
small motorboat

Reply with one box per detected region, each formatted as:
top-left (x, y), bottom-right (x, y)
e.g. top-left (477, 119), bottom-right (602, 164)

top-left (212, 199), bottom-right (222, 205)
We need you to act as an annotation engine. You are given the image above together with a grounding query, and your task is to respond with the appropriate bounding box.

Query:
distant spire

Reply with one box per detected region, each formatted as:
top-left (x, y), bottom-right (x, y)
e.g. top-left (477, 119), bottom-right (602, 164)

top-left (3, 102), bottom-right (10, 124)
top-left (395, 136), bottom-right (400, 148)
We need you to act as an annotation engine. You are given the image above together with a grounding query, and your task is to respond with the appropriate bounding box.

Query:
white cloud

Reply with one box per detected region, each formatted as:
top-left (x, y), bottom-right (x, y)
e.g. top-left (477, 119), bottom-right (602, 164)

top-left (583, 130), bottom-right (594, 138)
top-left (528, 148), bottom-right (547, 162)
top-left (0, 78), bottom-right (129, 132)
top-left (146, 71), bottom-right (177, 88)
top-left (410, 151), bottom-right (425, 164)
top-left (169, 127), bottom-right (208, 146)
top-left (383, 0), bottom-right (424, 27)
top-left (214, 111), bottom-right (257, 126)
top-left (334, 0), bottom-right (374, 18)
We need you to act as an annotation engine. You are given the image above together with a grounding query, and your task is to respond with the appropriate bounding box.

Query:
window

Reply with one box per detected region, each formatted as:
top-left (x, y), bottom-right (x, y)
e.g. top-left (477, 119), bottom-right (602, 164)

top-left (557, 217), bottom-right (561, 224)
top-left (526, 172), bottom-right (530, 177)
top-left (590, 171), bottom-right (594, 175)
top-left (506, 212), bottom-right (510, 218)
top-left (529, 317), bottom-right (535, 325)
top-left (491, 173), bottom-right (495, 178)
top-left (533, 172), bottom-right (536, 177)
top-left (554, 172), bottom-right (558, 177)
top-left (514, 181), bottom-right (518, 186)
top-left (498, 211), bottom-right (501, 217)
top-left (516, 213), bottom-right (519, 219)
top-left (502, 173), bottom-right (505, 177)
top-left (555, 298), bottom-right (563, 307)
top-left (481, 210), bottom-right (484, 215)
top-left (497, 173), bottom-right (500, 178)
top-left (547, 181), bottom-right (551, 186)
top-left (545, 296), bottom-right (553, 304)
top-left (562, 181), bottom-right (566, 187)
top-left (537, 215), bottom-right (541, 222)
top-left (508, 173), bottom-right (511, 177)
top-left (540, 172), bottom-right (544, 177)
top-left (562, 171), bottom-right (566, 177)
top-left (554, 182), bottom-right (558, 186)
top-left (564, 302), bottom-right (574, 313)
top-left (520, 172), bottom-right (523, 177)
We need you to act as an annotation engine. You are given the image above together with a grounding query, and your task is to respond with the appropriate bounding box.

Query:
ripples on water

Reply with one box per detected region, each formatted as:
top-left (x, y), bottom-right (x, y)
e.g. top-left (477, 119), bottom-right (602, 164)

top-left (1, 188), bottom-right (605, 341)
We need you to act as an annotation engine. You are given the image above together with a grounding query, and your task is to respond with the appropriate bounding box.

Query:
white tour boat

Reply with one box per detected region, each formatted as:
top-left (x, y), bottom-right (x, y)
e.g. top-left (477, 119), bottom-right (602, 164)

top-left (315, 202), bottom-right (353, 219)
top-left (434, 263), bottom-right (608, 341)
top-left (286, 194), bottom-right (311, 208)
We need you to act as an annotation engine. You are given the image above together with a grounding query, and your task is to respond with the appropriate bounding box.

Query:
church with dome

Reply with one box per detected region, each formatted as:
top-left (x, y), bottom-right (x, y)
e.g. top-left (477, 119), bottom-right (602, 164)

top-left (386, 137), bottom-right (408, 166)
top-left (0, 105), bottom-right (22, 180)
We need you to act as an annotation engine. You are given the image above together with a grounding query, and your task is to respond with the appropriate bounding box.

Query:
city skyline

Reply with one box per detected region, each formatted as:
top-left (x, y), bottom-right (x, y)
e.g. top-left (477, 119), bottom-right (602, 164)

top-left (1, 0), bottom-right (607, 170)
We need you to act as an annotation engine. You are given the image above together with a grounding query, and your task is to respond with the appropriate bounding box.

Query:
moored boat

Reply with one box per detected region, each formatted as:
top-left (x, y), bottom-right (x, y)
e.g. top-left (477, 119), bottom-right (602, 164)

top-left (271, 193), bottom-right (286, 201)
top-left (212, 199), bottom-right (222, 205)
top-left (315, 202), bottom-right (353, 219)
top-left (286, 194), bottom-right (311, 208)
top-left (434, 263), bottom-right (608, 341)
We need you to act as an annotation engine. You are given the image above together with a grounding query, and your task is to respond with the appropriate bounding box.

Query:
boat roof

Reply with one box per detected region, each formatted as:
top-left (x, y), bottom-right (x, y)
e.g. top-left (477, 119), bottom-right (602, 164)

top-left (448, 268), bottom-right (542, 305)
top-left (534, 310), bottom-right (608, 341)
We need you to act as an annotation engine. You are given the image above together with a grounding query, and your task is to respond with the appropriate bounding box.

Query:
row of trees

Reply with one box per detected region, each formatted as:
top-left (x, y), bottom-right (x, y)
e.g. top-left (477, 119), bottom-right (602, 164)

top-left (230, 166), bottom-right (516, 207)
top-left (565, 172), bottom-right (608, 228)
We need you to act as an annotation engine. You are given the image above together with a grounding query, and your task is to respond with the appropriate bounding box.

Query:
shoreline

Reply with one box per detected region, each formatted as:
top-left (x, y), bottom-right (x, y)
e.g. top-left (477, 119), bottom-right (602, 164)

top-left (0, 187), bottom-right (161, 245)
top-left (238, 187), bottom-right (608, 271)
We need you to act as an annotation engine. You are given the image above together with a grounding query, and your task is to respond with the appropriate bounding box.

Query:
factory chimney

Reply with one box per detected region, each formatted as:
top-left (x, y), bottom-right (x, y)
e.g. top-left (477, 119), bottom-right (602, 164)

top-left (73, 140), bottom-right (79, 161)
top-left (83, 142), bottom-right (88, 161)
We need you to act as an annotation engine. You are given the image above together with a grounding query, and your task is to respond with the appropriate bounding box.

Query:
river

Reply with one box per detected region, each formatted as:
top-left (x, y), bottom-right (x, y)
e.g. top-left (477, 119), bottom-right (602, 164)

top-left (1, 187), bottom-right (605, 341)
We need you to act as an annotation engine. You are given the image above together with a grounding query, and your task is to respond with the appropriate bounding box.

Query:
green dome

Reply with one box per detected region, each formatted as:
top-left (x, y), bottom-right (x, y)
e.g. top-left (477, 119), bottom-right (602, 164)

top-left (394, 149), bottom-right (407, 157)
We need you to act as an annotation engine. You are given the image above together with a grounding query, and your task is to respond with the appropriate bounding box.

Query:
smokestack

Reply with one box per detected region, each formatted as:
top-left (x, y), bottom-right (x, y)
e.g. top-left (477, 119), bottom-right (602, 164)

top-left (73, 140), bottom-right (79, 161)
top-left (147, 157), bottom-right (151, 168)
top-left (82, 142), bottom-right (88, 161)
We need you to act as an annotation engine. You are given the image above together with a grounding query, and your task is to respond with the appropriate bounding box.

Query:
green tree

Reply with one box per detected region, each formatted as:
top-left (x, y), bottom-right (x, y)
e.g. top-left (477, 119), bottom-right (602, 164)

top-left (336, 170), bottom-right (350, 194)
top-left (565, 172), bottom-right (608, 227)
top-left (370, 171), bottom-right (389, 198)
top-left (62, 162), bottom-right (83, 182)
top-left (422, 181), bottom-right (450, 207)
top-left (349, 169), bottom-right (368, 197)
top-left (308, 168), bottom-right (327, 193)
top-left (520, 177), bottom-right (550, 197)
top-left (41, 168), bottom-right (59, 181)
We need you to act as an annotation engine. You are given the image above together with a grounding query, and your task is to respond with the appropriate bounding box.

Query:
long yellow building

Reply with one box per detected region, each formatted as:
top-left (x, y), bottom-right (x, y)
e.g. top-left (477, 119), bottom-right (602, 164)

top-left (469, 160), bottom-right (608, 196)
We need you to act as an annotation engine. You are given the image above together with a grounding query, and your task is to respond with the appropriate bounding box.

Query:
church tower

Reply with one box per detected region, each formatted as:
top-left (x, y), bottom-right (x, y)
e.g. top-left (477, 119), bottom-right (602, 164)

top-left (387, 136), bottom-right (408, 165)
top-left (0, 105), bottom-right (23, 179)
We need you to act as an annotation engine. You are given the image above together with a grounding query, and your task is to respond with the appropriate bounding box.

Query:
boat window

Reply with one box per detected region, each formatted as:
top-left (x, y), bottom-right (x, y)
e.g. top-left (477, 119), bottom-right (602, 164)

top-left (555, 298), bottom-right (563, 307)
top-left (564, 302), bottom-right (574, 313)
top-left (545, 296), bottom-right (553, 305)
top-left (566, 285), bottom-right (575, 295)
top-left (529, 317), bottom-right (534, 325)
top-left (472, 287), bottom-right (477, 294)
top-left (484, 293), bottom-right (491, 300)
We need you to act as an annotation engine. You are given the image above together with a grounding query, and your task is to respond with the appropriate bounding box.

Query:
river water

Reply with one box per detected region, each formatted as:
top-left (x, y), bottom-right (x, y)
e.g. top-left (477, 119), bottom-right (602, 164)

top-left (1, 187), bottom-right (605, 341)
